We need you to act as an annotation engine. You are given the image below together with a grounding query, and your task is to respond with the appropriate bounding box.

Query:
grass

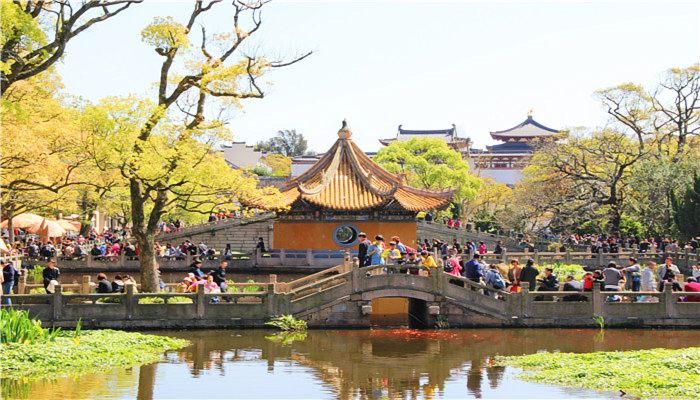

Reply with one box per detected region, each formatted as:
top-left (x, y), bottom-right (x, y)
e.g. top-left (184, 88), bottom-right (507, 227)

top-left (1, 309), bottom-right (61, 345)
top-left (495, 347), bottom-right (700, 399)
top-left (1, 329), bottom-right (189, 380)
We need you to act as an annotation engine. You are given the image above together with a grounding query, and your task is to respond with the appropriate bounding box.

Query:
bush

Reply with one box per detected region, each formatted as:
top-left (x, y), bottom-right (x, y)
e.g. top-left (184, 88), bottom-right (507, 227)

top-left (541, 262), bottom-right (587, 280)
top-left (27, 266), bottom-right (45, 284)
top-left (138, 296), bottom-right (193, 304)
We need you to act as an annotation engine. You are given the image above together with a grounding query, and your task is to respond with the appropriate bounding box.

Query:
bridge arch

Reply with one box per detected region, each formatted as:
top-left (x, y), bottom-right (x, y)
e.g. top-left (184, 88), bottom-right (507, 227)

top-left (359, 288), bottom-right (437, 303)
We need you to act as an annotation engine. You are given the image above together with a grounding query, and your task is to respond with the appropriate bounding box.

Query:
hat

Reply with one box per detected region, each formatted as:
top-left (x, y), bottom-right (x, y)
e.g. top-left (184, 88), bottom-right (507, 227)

top-left (375, 235), bottom-right (384, 241)
top-left (358, 232), bottom-right (367, 237)
top-left (389, 241), bottom-right (396, 245)
top-left (183, 277), bottom-right (193, 283)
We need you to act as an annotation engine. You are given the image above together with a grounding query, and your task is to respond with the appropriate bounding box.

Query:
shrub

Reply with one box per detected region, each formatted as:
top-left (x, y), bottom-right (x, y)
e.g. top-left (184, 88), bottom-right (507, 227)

top-left (27, 266), bottom-right (45, 284)
top-left (541, 262), bottom-right (587, 280)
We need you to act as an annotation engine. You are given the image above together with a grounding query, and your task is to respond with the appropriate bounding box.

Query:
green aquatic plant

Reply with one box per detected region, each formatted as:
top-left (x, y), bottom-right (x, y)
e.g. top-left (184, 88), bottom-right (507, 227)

top-left (1, 330), bottom-right (189, 380)
top-left (265, 331), bottom-right (308, 345)
top-left (435, 315), bottom-right (450, 329)
top-left (27, 266), bottom-right (45, 284)
top-left (243, 279), bottom-right (261, 293)
top-left (1, 309), bottom-right (61, 345)
top-left (265, 315), bottom-right (307, 331)
top-left (495, 347), bottom-right (700, 399)
top-left (593, 314), bottom-right (605, 330)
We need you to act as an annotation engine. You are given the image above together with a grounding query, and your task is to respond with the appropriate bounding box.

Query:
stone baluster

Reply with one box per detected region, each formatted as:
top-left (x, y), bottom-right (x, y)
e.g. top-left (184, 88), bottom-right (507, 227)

top-left (196, 282), bottom-right (205, 318)
top-left (81, 275), bottom-right (92, 294)
top-left (52, 284), bottom-right (63, 321)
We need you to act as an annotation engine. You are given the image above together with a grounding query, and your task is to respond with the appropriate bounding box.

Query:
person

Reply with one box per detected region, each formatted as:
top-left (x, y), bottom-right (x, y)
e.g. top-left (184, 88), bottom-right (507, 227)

top-left (189, 259), bottom-right (204, 278)
top-left (507, 259), bottom-right (522, 291)
top-left (484, 264), bottom-right (506, 297)
top-left (177, 277), bottom-right (193, 293)
top-left (464, 253), bottom-right (484, 283)
top-left (42, 258), bottom-right (60, 294)
top-left (1, 260), bottom-right (19, 305)
top-left (537, 268), bottom-right (559, 291)
top-left (622, 257), bottom-right (641, 293)
top-left (123, 275), bottom-right (138, 292)
top-left (446, 251), bottom-right (462, 277)
top-left (391, 236), bottom-right (407, 254)
top-left (212, 260), bottom-right (228, 292)
top-left (367, 235), bottom-right (385, 266)
top-left (96, 273), bottom-right (113, 293)
top-left (420, 250), bottom-right (438, 269)
top-left (452, 239), bottom-right (461, 253)
top-left (562, 275), bottom-right (586, 302)
top-left (692, 263), bottom-right (700, 282)
top-left (656, 257), bottom-right (680, 291)
top-left (494, 240), bottom-right (504, 255)
top-left (111, 275), bottom-right (125, 293)
top-left (382, 242), bottom-right (402, 267)
top-left (582, 272), bottom-right (595, 292)
top-left (477, 242), bottom-right (487, 255)
top-left (404, 251), bottom-right (422, 275)
top-left (424, 212), bottom-right (433, 222)
top-left (639, 262), bottom-right (658, 302)
top-left (90, 244), bottom-right (103, 261)
top-left (518, 258), bottom-right (539, 291)
top-left (197, 241), bottom-right (208, 256)
top-left (602, 262), bottom-right (623, 302)
top-left (222, 243), bottom-right (233, 260)
top-left (357, 232), bottom-right (371, 268)
top-left (202, 275), bottom-right (221, 294)
top-left (681, 278), bottom-right (700, 302)
top-left (124, 242), bottom-right (137, 259)
top-left (256, 237), bottom-right (266, 253)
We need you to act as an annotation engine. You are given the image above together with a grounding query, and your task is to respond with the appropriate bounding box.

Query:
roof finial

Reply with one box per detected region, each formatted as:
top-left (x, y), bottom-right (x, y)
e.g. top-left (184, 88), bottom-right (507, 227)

top-left (527, 108), bottom-right (534, 118)
top-left (338, 119), bottom-right (352, 139)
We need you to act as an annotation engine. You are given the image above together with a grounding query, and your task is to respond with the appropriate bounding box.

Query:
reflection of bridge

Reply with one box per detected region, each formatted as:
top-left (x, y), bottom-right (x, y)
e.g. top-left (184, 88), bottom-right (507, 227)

top-left (3, 254), bottom-right (699, 329)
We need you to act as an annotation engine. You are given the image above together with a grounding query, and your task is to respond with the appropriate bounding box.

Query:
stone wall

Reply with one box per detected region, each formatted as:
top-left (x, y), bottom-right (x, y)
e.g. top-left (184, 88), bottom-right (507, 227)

top-left (417, 221), bottom-right (521, 249)
top-left (158, 216), bottom-right (274, 252)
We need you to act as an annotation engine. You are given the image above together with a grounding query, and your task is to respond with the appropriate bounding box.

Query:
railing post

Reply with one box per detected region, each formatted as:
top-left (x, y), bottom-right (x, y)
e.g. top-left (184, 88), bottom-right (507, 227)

top-left (266, 282), bottom-right (277, 315)
top-left (18, 273), bottom-right (27, 294)
top-left (196, 282), bottom-right (205, 318)
top-left (565, 250), bottom-right (572, 264)
top-left (520, 282), bottom-right (531, 317)
top-left (125, 283), bottom-right (135, 319)
top-left (268, 274), bottom-right (277, 293)
top-left (81, 275), bottom-right (91, 294)
top-left (305, 249), bottom-right (313, 267)
top-left (592, 284), bottom-right (603, 317)
top-left (52, 284), bottom-right (63, 321)
top-left (343, 252), bottom-right (352, 272)
top-left (684, 248), bottom-right (691, 271)
top-left (534, 250), bottom-right (539, 264)
top-left (279, 249), bottom-right (287, 265)
top-left (597, 249), bottom-right (604, 266)
top-left (663, 282), bottom-right (675, 318)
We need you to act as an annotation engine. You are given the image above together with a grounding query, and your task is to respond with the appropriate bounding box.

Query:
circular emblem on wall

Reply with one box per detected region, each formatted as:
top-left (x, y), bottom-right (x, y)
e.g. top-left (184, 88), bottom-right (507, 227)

top-left (333, 224), bottom-right (360, 247)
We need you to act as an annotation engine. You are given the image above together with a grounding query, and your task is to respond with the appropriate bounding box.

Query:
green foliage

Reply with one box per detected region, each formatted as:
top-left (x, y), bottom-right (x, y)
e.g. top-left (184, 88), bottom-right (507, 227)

top-left (27, 266), bottom-right (44, 284)
top-left (256, 129), bottom-right (309, 157)
top-left (138, 296), bottom-right (193, 304)
top-left (495, 347), bottom-right (700, 398)
top-left (673, 173), bottom-right (700, 240)
top-left (265, 315), bottom-right (307, 331)
top-left (1, 309), bottom-right (61, 345)
top-left (265, 331), bottom-right (308, 346)
top-left (242, 279), bottom-right (261, 293)
top-left (435, 315), bottom-right (450, 329)
top-left (374, 138), bottom-right (481, 212)
top-left (619, 214), bottom-right (645, 238)
top-left (541, 262), bottom-right (587, 280)
top-left (0, 329), bottom-right (188, 380)
top-left (141, 16), bottom-right (190, 50)
top-left (0, 1), bottom-right (47, 75)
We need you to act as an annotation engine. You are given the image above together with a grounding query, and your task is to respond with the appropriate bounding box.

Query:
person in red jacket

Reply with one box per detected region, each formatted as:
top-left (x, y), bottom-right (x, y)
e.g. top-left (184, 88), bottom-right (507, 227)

top-left (682, 278), bottom-right (700, 302)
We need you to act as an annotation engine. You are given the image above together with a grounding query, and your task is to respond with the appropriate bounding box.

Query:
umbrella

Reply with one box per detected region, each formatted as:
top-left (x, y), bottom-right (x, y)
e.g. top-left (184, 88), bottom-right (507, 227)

top-left (56, 219), bottom-right (80, 232)
top-left (0, 213), bottom-right (45, 231)
top-left (38, 218), bottom-right (66, 242)
top-left (0, 237), bottom-right (11, 255)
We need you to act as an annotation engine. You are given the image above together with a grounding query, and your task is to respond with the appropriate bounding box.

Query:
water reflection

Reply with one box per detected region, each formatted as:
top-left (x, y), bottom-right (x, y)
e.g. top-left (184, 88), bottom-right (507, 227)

top-left (6, 329), bottom-right (700, 399)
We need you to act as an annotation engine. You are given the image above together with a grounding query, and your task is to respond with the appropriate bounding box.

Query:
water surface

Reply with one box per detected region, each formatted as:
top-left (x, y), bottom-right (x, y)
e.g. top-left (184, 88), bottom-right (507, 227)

top-left (5, 329), bottom-right (699, 399)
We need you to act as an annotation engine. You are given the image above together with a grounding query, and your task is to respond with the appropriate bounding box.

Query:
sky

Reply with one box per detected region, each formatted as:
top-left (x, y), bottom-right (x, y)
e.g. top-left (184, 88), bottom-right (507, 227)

top-left (57, 0), bottom-right (700, 153)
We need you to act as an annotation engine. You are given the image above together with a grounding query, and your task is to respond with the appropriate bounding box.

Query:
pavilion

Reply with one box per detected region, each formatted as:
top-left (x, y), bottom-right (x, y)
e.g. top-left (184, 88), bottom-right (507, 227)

top-left (256, 121), bottom-right (454, 250)
top-left (379, 124), bottom-right (471, 158)
top-left (470, 113), bottom-right (560, 185)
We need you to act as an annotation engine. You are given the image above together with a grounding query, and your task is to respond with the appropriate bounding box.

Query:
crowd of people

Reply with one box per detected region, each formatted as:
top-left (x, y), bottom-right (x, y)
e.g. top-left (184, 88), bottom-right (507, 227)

top-left (354, 232), bottom-right (700, 302)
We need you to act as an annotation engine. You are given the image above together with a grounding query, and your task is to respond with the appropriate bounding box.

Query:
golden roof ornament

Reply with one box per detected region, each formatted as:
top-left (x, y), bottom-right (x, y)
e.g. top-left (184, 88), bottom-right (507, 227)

top-left (338, 119), bottom-right (352, 139)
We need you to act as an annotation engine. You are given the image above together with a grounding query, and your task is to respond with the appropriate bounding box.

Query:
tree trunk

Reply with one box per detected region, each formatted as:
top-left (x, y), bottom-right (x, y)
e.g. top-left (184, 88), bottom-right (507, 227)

top-left (5, 208), bottom-right (14, 245)
top-left (135, 231), bottom-right (159, 292)
top-left (608, 207), bottom-right (622, 237)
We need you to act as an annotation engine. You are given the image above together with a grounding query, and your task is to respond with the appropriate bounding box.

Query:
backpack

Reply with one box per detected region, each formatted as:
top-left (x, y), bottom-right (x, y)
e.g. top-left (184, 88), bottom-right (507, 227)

top-left (487, 270), bottom-right (506, 289)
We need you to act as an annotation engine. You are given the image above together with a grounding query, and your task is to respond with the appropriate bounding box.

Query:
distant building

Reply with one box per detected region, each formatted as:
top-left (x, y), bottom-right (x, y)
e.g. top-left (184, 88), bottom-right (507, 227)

top-left (470, 113), bottom-right (559, 186)
top-left (379, 124), bottom-right (471, 157)
top-left (291, 152), bottom-right (377, 177)
top-left (220, 142), bottom-right (267, 170)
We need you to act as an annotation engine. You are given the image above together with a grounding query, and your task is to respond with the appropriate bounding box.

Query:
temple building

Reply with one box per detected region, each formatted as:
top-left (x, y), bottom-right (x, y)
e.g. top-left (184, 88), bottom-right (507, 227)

top-left (379, 124), bottom-right (471, 157)
top-left (257, 121), bottom-right (454, 250)
top-left (469, 113), bottom-right (560, 185)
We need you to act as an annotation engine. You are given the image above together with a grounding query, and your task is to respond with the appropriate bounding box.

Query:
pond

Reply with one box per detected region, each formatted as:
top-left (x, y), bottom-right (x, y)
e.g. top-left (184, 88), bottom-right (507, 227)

top-left (4, 328), bottom-right (699, 399)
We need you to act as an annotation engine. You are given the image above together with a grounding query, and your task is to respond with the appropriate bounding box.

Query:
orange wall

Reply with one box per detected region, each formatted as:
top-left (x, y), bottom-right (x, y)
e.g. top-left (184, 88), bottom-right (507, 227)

top-left (273, 220), bottom-right (417, 250)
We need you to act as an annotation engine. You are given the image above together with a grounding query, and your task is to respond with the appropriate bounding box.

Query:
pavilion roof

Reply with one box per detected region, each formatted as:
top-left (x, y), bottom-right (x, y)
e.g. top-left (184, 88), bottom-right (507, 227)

top-left (490, 115), bottom-right (559, 141)
top-left (380, 124), bottom-right (466, 146)
top-left (257, 121), bottom-right (454, 212)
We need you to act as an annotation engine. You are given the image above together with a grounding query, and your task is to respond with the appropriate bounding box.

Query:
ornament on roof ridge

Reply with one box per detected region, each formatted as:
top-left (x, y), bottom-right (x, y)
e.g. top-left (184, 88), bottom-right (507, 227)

top-left (338, 119), bottom-right (352, 139)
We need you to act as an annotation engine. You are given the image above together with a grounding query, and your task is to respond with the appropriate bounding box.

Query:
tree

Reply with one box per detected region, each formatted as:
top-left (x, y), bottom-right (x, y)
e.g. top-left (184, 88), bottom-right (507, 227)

top-left (525, 130), bottom-right (643, 235)
top-left (1, 0), bottom-right (141, 96)
top-left (462, 178), bottom-right (512, 223)
top-left (86, 0), bottom-right (309, 292)
top-left (672, 174), bottom-right (700, 240)
top-left (262, 154), bottom-right (291, 177)
top-left (255, 129), bottom-right (308, 156)
top-left (373, 138), bottom-right (481, 218)
top-left (597, 64), bottom-right (700, 162)
top-left (0, 73), bottom-right (94, 243)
